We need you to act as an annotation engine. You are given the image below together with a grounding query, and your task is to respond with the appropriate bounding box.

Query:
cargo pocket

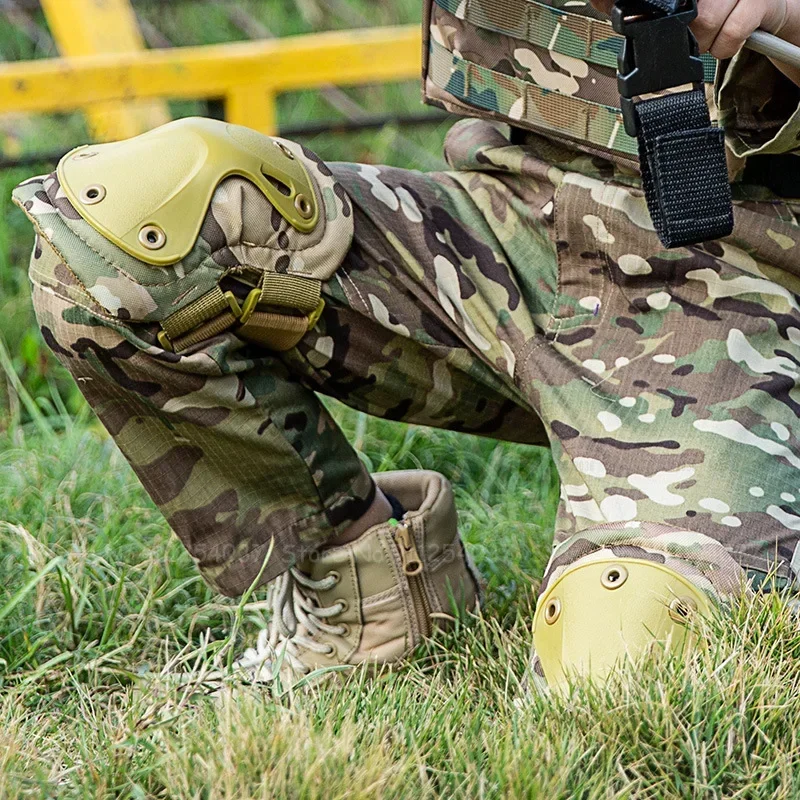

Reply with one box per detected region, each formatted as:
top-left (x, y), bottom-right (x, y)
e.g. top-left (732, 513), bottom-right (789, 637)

top-left (549, 175), bottom-right (616, 332)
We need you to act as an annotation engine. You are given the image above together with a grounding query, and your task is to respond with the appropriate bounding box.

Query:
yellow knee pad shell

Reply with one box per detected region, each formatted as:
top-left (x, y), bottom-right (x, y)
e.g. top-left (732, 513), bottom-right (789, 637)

top-left (533, 559), bottom-right (710, 687)
top-left (57, 116), bottom-right (319, 266)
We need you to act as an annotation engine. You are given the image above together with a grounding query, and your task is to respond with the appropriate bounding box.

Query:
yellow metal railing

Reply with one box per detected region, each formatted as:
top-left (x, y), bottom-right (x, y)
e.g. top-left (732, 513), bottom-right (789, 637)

top-left (0, 24), bottom-right (423, 138)
top-left (38, 0), bottom-right (170, 140)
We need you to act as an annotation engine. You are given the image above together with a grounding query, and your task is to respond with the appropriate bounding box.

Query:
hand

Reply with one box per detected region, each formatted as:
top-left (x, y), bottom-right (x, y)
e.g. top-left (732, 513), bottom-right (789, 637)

top-left (589, 0), bottom-right (795, 59)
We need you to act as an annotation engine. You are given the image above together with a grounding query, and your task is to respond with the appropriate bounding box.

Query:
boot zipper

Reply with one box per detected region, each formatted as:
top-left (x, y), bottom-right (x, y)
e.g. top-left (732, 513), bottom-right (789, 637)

top-left (393, 521), bottom-right (432, 638)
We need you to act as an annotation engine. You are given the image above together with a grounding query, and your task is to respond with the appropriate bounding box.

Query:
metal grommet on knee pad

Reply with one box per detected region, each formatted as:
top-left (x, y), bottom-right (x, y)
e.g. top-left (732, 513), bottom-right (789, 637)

top-left (79, 184), bottom-right (106, 205)
top-left (139, 225), bottom-right (167, 251)
top-left (294, 193), bottom-right (313, 220)
top-left (544, 597), bottom-right (561, 625)
top-left (668, 596), bottom-right (698, 624)
top-left (274, 140), bottom-right (295, 160)
top-left (601, 564), bottom-right (628, 590)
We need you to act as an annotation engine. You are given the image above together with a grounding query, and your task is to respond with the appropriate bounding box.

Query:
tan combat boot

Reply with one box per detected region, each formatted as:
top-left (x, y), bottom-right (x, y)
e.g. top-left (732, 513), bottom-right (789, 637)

top-left (235, 470), bottom-right (481, 684)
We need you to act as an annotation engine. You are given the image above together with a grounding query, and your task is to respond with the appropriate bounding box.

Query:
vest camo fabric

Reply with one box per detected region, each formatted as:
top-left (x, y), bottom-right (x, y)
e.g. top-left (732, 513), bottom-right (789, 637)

top-left (422, 0), bottom-right (718, 162)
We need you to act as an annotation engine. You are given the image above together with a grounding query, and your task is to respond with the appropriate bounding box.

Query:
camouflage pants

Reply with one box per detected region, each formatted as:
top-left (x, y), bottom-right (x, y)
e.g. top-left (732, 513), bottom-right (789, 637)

top-left (21, 119), bottom-right (800, 601)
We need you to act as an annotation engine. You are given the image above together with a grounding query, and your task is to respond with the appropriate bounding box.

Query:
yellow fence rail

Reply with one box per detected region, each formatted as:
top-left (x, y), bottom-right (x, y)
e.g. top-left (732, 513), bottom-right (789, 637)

top-left (0, 24), bottom-right (423, 138)
top-left (39, 0), bottom-right (170, 140)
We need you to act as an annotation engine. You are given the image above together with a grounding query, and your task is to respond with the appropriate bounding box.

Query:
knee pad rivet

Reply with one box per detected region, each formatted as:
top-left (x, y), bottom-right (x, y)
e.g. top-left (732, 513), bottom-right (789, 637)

top-left (80, 184), bottom-right (106, 205)
top-left (600, 564), bottom-right (629, 590)
top-left (544, 597), bottom-right (561, 625)
top-left (294, 193), bottom-right (313, 220)
top-left (274, 140), bottom-right (295, 160)
top-left (668, 596), bottom-right (698, 624)
top-left (139, 224), bottom-right (167, 251)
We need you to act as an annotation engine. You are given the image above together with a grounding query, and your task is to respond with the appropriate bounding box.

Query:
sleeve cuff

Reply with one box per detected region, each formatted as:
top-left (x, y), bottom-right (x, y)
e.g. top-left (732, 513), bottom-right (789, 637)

top-left (716, 49), bottom-right (800, 159)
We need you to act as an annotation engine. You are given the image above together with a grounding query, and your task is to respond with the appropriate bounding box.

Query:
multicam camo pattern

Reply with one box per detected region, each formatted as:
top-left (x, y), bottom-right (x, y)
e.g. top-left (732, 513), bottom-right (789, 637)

top-left (432, 0), bottom-right (624, 69)
top-left (539, 522), bottom-right (745, 601)
top-left (24, 234), bottom-right (376, 595)
top-left (13, 5), bottom-right (800, 693)
top-left (15, 115), bottom-right (800, 608)
top-left (425, 0), bottom-right (641, 158)
top-left (422, 0), bottom-right (800, 165)
top-left (13, 136), bottom-right (362, 596)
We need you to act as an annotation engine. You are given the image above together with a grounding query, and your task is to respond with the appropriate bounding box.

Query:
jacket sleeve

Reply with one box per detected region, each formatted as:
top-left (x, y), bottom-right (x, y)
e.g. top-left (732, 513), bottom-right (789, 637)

top-left (716, 50), bottom-right (800, 158)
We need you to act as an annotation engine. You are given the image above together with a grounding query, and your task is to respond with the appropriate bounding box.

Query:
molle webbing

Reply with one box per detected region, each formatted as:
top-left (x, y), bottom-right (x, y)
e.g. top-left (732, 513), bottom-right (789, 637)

top-left (428, 39), bottom-right (639, 157)
top-left (423, 0), bottom-right (717, 158)
top-left (431, 0), bottom-right (717, 79)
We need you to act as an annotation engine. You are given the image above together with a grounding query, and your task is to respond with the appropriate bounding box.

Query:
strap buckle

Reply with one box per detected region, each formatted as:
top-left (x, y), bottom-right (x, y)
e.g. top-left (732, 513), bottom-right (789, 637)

top-left (229, 287), bottom-right (325, 332)
top-left (613, 1), bottom-right (704, 136)
top-left (157, 284), bottom-right (325, 353)
top-left (226, 287), bottom-right (261, 325)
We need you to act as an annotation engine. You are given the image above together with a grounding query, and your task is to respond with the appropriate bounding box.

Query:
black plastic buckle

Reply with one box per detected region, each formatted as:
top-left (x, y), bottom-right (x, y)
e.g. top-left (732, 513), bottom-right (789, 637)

top-left (613, 1), bottom-right (704, 136)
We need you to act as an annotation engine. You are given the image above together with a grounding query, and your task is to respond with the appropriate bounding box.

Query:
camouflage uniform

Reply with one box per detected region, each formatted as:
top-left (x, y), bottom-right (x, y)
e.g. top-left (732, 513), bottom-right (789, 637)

top-left (12, 1), bottom-right (800, 673)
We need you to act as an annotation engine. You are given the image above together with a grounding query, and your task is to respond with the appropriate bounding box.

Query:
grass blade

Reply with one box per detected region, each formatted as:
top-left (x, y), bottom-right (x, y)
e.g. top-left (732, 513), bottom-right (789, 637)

top-left (0, 556), bottom-right (63, 625)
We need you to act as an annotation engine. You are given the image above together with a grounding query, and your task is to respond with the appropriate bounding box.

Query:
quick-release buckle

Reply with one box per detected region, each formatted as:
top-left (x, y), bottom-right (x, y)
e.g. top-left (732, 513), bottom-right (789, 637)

top-left (613, 1), bottom-right (704, 136)
top-left (157, 287), bottom-right (325, 353)
top-left (224, 288), bottom-right (261, 325)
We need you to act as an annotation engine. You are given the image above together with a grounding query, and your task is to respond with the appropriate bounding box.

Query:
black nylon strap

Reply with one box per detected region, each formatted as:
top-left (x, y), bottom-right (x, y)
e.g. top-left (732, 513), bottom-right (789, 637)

top-left (629, 0), bottom-right (682, 12)
top-left (634, 90), bottom-right (733, 248)
top-left (614, 0), bottom-right (734, 248)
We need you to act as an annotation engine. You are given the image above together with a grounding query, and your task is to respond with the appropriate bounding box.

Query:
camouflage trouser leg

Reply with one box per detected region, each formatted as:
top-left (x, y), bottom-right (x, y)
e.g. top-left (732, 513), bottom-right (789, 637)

top-left (24, 119), bottom-right (800, 603)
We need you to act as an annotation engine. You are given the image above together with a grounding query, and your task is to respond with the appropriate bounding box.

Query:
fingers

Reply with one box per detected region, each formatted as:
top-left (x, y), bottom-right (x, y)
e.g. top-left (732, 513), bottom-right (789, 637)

top-left (588, 0), bottom-right (614, 15)
top-left (692, 0), bottom-right (788, 61)
top-left (705, 1), bottom-right (769, 60)
top-left (691, 0), bottom-right (739, 54)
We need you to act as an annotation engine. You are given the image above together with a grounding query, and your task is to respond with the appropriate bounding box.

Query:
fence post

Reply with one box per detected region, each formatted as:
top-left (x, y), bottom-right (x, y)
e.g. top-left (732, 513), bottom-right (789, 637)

top-left (226, 85), bottom-right (278, 135)
top-left (38, 0), bottom-right (170, 141)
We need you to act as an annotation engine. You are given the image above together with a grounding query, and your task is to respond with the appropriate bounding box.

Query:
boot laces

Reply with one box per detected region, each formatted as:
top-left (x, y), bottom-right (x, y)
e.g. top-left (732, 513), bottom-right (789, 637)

top-left (235, 567), bottom-right (346, 679)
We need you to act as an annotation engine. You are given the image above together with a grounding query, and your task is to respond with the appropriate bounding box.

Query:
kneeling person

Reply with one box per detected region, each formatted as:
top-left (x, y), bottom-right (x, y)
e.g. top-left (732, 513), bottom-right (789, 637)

top-left (13, 0), bottom-right (800, 688)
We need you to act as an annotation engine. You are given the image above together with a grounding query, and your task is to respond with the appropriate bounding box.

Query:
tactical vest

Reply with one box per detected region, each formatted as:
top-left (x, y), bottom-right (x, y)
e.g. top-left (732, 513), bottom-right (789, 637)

top-left (422, 0), bottom-right (717, 164)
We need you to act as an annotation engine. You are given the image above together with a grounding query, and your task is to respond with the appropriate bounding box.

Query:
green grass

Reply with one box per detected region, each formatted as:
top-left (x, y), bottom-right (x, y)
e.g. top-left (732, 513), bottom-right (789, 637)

top-left (5, 401), bottom-right (800, 798)
top-left (3, 1), bottom-right (800, 797)
top-left (3, 411), bottom-right (800, 798)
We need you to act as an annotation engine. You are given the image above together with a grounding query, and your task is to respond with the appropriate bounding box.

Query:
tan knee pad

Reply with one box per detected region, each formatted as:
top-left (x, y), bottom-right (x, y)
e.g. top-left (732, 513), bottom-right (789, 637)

top-left (533, 558), bottom-right (710, 687)
top-left (14, 117), bottom-right (353, 355)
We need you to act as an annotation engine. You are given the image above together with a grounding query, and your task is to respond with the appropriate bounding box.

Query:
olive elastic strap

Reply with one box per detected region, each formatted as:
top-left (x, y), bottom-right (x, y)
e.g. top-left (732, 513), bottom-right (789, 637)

top-left (158, 272), bottom-right (324, 353)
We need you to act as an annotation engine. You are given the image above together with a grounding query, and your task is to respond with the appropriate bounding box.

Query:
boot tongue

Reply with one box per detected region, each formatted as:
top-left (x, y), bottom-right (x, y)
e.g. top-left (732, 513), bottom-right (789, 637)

top-left (302, 542), bottom-right (349, 582)
top-left (385, 492), bottom-right (406, 522)
top-left (296, 556), bottom-right (315, 576)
